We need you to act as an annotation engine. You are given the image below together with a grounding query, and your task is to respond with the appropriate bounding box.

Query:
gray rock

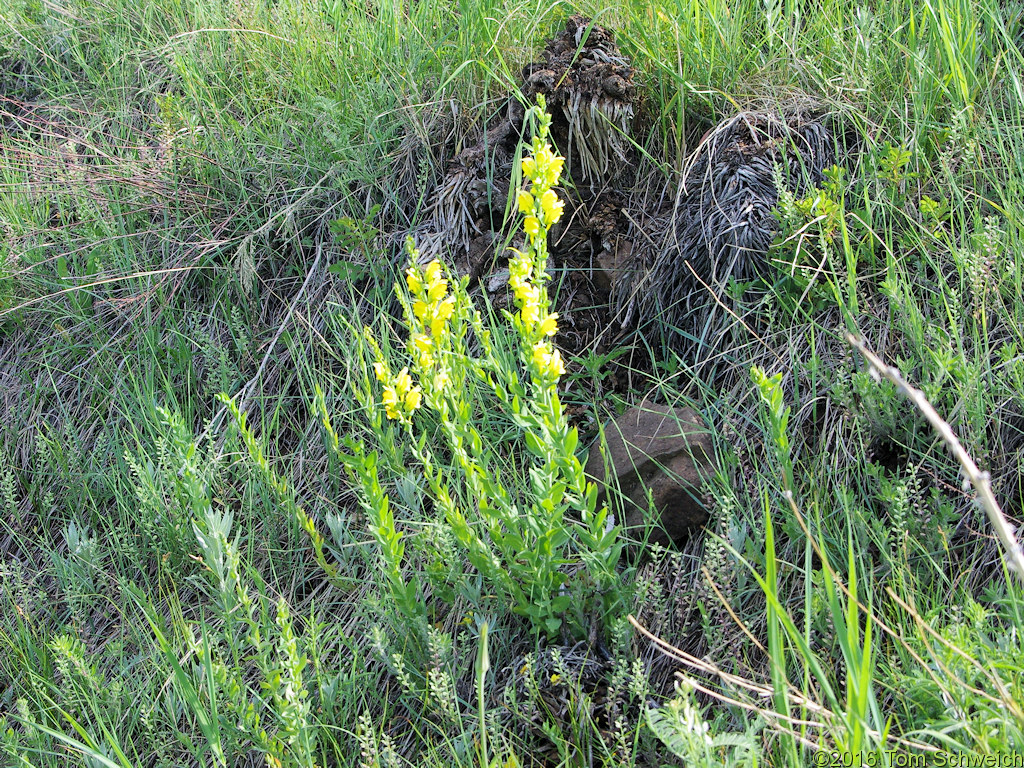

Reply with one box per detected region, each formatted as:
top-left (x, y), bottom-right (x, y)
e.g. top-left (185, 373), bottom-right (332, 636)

top-left (584, 404), bottom-right (716, 547)
top-left (487, 268), bottom-right (510, 293)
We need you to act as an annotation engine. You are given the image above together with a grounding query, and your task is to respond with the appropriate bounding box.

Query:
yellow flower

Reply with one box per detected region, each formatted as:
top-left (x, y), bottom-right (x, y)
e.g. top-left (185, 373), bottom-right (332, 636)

top-left (527, 146), bottom-right (564, 188)
top-left (531, 342), bottom-right (565, 378)
top-left (514, 282), bottom-right (541, 315)
top-left (538, 312), bottom-right (558, 337)
top-left (540, 189), bottom-right (563, 225)
top-left (543, 156), bottom-right (564, 187)
top-left (413, 299), bottom-right (428, 320)
top-left (427, 278), bottom-right (448, 304)
top-left (382, 386), bottom-right (400, 420)
top-left (405, 265), bottom-right (422, 294)
top-left (517, 190), bottom-right (534, 214)
top-left (394, 367), bottom-right (413, 394)
top-left (509, 253), bottom-right (532, 285)
top-left (524, 216), bottom-right (540, 237)
top-left (521, 156), bottom-right (536, 179)
top-left (424, 260), bottom-right (443, 286)
top-left (530, 342), bottom-right (547, 369)
top-left (411, 333), bottom-right (433, 358)
top-left (430, 295), bottom-right (455, 336)
top-left (547, 348), bottom-right (565, 377)
top-left (520, 301), bottom-right (540, 329)
top-left (404, 387), bottom-right (422, 412)
top-left (380, 365), bottom-right (422, 420)
top-left (373, 361), bottom-right (388, 382)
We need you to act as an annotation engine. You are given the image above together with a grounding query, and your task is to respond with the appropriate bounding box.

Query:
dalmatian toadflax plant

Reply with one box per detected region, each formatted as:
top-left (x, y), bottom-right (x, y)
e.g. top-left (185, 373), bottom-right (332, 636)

top-left (332, 98), bottom-right (622, 639)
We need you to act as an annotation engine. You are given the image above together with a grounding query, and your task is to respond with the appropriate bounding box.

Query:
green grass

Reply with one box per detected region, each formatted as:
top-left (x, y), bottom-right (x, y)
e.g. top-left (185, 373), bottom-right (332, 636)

top-left (2, 0), bottom-right (1024, 765)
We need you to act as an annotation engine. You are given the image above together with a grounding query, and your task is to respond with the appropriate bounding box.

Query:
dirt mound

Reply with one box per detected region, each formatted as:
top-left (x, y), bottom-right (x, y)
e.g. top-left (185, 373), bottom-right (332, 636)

top-left (523, 15), bottom-right (636, 187)
top-left (409, 15), bottom-right (637, 362)
top-left (409, 16), bottom-right (842, 357)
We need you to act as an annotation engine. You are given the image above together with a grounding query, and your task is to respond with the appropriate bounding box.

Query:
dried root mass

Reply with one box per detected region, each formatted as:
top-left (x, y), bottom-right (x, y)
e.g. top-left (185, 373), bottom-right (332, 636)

top-left (616, 112), bottom-right (840, 343)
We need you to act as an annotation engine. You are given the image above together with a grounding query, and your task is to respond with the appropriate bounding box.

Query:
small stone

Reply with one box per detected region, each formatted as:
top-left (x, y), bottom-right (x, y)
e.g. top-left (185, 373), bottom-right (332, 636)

top-left (487, 268), bottom-right (510, 293)
top-left (584, 404), bottom-right (716, 548)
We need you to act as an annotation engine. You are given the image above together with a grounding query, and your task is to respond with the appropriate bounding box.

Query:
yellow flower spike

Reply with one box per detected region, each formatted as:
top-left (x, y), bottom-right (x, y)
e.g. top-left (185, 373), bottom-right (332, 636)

top-left (524, 216), bottom-right (540, 237)
top-left (517, 190), bottom-right (535, 214)
top-left (539, 312), bottom-right (559, 337)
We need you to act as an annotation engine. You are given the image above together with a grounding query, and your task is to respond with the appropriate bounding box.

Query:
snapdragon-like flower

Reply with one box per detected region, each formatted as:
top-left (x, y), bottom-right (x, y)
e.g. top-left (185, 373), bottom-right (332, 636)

top-left (539, 189), bottom-right (563, 226)
top-left (430, 296), bottom-right (455, 337)
top-left (410, 333), bottom-right (433, 368)
top-left (531, 341), bottom-right (565, 379)
top-left (538, 312), bottom-right (558, 337)
top-left (520, 299), bottom-right (540, 329)
top-left (404, 386), bottom-right (422, 412)
top-left (405, 265), bottom-right (422, 294)
top-left (381, 386), bottom-right (400, 419)
top-left (425, 261), bottom-right (447, 301)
